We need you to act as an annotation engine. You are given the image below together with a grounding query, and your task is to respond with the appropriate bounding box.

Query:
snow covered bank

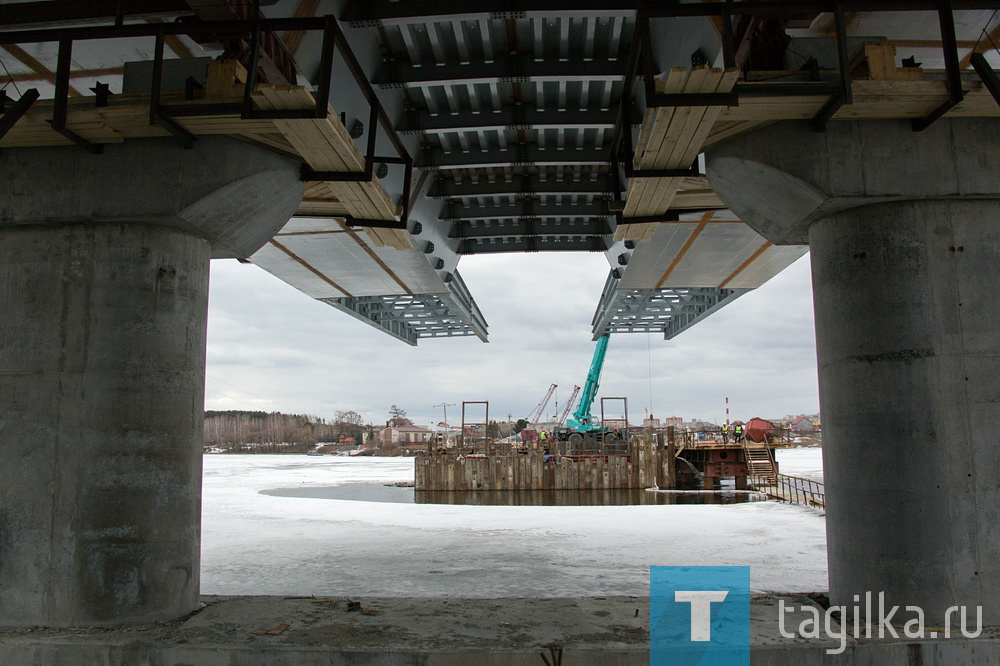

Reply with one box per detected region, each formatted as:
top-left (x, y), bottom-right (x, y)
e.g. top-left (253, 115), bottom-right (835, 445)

top-left (201, 455), bottom-right (828, 598)
top-left (776, 447), bottom-right (824, 482)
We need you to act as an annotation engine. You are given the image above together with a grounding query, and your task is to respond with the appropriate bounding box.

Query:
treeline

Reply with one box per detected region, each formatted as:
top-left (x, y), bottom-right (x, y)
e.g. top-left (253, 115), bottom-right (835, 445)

top-left (204, 410), bottom-right (364, 453)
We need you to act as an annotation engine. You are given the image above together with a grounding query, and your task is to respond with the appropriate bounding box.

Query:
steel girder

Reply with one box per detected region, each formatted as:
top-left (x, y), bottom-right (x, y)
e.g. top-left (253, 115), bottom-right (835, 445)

top-left (0, 1), bottom-right (190, 27)
top-left (400, 107), bottom-right (623, 135)
top-left (441, 199), bottom-right (609, 220)
top-left (419, 144), bottom-right (609, 170)
top-left (343, 1), bottom-right (638, 26)
top-left (449, 218), bottom-right (612, 239)
top-left (375, 54), bottom-right (627, 89)
top-left (322, 272), bottom-right (488, 345)
top-left (428, 173), bottom-right (613, 198)
top-left (591, 271), bottom-right (749, 340)
top-left (458, 237), bottom-right (607, 254)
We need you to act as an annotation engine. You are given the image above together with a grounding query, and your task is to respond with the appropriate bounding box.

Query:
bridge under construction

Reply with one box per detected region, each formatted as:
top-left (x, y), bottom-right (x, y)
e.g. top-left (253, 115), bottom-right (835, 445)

top-left (1, 1), bottom-right (1000, 656)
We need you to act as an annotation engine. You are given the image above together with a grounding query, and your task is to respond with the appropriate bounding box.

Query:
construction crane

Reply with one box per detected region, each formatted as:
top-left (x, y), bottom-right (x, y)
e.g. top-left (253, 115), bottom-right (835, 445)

top-left (527, 383), bottom-right (557, 426)
top-left (555, 335), bottom-right (622, 445)
top-left (556, 385), bottom-right (581, 425)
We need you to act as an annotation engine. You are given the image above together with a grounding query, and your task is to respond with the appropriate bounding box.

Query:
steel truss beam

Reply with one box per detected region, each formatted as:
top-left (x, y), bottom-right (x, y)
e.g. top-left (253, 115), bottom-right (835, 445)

top-left (321, 271), bottom-right (488, 345)
top-left (401, 107), bottom-right (626, 135)
top-left (641, 0), bottom-right (1000, 18)
top-left (324, 294), bottom-right (482, 345)
top-left (0, 1), bottom-right (190, 28)
top-left (591, 270), bottom-right (748, 339)
top-left (343, 0), bottom-right (638, 26)
top-left (458, 237), bottom-right (608, 254)
top-left (375, 55), bottom-right (626, 89)
top-left (442, 199), bottom-right (609, 220)
top-left (419, 144), bottom-right (609, 170)
top-left (449, 218), bottom-right (612, 239)
top-left (428, 174), bottom-right (612, 198)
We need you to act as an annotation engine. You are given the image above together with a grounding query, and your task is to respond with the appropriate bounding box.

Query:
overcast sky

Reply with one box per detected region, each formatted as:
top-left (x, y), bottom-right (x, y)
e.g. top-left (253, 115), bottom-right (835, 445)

top-left (205, 252), bottom-right (819, 428)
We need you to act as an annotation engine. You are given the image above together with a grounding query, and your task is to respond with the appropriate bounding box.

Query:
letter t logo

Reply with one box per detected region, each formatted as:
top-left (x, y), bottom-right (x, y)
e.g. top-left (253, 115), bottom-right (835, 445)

top-left (675, 590), bottom-right (729, 641)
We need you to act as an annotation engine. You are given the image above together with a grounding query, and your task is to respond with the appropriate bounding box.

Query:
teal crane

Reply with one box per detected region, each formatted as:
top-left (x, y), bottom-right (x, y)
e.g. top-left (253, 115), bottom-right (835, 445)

top-left (557, 334), bottom-right (621, 444)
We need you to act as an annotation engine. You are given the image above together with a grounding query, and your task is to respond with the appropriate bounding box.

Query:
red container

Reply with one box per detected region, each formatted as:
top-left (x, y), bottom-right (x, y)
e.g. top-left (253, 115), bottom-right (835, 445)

top-left (744, 417), bottom-right (774, 443)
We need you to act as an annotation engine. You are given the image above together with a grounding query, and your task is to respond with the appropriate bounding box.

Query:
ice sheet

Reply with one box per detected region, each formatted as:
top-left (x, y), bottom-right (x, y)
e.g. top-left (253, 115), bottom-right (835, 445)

top-left (201, 454), bottom-right (828, 598)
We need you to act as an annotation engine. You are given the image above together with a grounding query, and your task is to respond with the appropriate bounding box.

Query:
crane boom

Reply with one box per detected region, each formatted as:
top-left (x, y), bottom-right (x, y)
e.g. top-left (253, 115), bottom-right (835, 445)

top-left (528, 383), bottom-right (557, 425)
top-left (557, 385), bottom-right (581, 425)
top-left (565, 334), bottom-right (610, 432)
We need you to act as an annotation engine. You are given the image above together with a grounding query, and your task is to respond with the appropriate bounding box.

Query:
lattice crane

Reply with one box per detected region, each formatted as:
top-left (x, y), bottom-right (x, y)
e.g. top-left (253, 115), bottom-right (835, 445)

top-left (527, 383), bottom-right (557, 426)
top-left (557, 385), bottom-right (581, 425)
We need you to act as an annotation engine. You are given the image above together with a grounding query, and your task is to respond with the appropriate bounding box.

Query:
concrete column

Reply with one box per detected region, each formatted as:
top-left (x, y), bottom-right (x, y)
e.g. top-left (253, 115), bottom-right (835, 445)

top-left (0, 223), bottom-right (209, 626)
top-left (0, 138), bottom-right (303, 627)
top-left (810, 200), bottom-right (1000, 623)
top-left (707, 118), bottom-right (1000, 624)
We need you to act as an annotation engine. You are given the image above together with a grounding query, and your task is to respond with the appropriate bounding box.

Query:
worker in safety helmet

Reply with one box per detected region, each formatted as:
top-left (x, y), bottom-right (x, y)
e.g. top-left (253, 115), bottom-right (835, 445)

top-left (721, 423), bottom-right (729, 444)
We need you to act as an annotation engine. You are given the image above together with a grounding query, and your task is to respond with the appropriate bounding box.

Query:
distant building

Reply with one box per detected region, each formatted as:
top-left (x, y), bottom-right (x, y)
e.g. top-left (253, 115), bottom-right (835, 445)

top-left (371, 420), bottom-right (434, 446)
top-left (663, 416), bottom-right (684, 429)
top-left (788, 415), bottom-right (821, 434)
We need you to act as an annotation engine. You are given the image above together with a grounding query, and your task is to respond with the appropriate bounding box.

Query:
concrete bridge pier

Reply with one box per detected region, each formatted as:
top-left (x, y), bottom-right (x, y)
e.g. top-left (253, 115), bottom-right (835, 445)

top-left (0, 138), bottom-right (303, 627)
top-left (707, 118), bottom-right (1000, 626)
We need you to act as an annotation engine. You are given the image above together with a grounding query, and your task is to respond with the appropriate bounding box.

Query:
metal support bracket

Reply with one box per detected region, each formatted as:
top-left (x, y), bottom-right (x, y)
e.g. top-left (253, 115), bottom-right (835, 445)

top-left (616, 211), bottom-right (681, 225)
top-left (301, 162), bottom-right (405, 182)
top-left (625, 163), bottom-right (701, 179)
top-left (344, 217), bottom-right (406, 230)
top-left (914, 1), bottom-right (966, 131)
top-left (153, 111), bottom-right (197, 148)
top-left (811, 92), bottom-right (846, 132)
top-left (51, 38), bottom-right (101, 154)
top-left (647, 92), bottom-right (740, 108)
top-left (0, 88), bottom-right (40, 140)
top-left (970, 52), bottom-right (1000, 108)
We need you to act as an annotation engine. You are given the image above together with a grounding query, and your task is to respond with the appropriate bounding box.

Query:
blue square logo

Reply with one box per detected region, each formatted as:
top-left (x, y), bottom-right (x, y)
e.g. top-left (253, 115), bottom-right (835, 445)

top-left (651, 566), bottom-right (753, 665)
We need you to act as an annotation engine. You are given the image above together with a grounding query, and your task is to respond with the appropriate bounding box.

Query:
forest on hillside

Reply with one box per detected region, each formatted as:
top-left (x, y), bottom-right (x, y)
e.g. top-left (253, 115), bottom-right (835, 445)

top-left (204, 410), bottom-right (366, 453)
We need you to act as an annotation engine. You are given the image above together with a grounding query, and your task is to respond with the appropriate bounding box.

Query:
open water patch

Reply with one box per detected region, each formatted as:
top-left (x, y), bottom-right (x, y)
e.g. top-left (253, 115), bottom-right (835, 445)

top-left (260, 483), bottom-right (765, 506)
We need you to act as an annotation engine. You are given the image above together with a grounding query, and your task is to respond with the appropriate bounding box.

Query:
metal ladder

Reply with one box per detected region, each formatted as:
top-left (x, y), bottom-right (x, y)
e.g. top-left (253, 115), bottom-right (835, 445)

top-left (743, 443), bottom-right (777, 484)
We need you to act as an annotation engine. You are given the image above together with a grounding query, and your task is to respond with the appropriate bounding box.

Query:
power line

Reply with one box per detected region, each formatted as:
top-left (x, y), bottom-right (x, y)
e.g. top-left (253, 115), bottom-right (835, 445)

top-left (205, 374), bottom-right (296, 413)
top-left (205, 388), bottom-right (266, 411)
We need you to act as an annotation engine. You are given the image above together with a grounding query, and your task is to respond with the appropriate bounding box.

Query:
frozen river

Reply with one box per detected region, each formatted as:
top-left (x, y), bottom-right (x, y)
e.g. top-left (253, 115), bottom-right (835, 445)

top-left (201, 449), bottom-right (827, 598)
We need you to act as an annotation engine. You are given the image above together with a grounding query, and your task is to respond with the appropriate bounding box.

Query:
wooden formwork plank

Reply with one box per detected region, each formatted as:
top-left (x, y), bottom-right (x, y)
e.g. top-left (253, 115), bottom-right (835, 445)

top-left (646, 66), bottom-right (711, 169)
top-left (619, 66), bottom-right (740, 238)
top-left (634, 68), bottom-right (687, 167)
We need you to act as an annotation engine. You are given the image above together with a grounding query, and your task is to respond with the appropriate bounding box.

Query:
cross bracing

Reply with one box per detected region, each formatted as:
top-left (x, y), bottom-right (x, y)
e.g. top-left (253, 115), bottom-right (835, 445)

top-left (321, 270), bottom-right (488, 345)
top-left (592, 271), bottom-right (749, 340)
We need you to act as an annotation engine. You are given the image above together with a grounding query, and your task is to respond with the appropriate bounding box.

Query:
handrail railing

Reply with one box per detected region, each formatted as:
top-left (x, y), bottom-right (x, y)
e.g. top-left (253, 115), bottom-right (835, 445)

top-left (749, 472), bottom-right (825, 508)
top-left (606, 0), bottom-right (996, 219)
top-left (0, 15), bottom-right (414, 223)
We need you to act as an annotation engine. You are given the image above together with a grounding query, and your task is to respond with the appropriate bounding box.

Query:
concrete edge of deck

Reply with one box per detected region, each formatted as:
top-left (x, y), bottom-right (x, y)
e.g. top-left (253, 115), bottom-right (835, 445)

top-left (3, 594), bottom-right (1000, 665)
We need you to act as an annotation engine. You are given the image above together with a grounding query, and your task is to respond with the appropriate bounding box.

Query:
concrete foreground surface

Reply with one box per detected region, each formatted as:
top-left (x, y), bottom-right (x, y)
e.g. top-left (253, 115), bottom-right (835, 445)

top-left (3, 594), bottom-right (1000, 665)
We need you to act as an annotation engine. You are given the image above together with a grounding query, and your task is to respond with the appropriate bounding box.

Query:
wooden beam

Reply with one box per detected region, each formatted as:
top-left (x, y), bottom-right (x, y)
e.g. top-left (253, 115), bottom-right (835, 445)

top-left (1, 44), bottom-right (82, 97)
top-left (341, 223), bottom-right (414, 295)
top-left (655, 211), bottom-right (715, 289)
top-left (718, 241), bottom-right (773, 288)
top-left (268, 238), bottom-right (353, 297)
top-left (3, 66), bottom-right (122, 83)
top-left (888, 39), bottom-right (979, 48)
top-left (960, 23), bottom-right (1000, 69)
top-left (147, 18), bottom-right (194, 59)
top-left (283, 0), bottom-right (321, 56)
